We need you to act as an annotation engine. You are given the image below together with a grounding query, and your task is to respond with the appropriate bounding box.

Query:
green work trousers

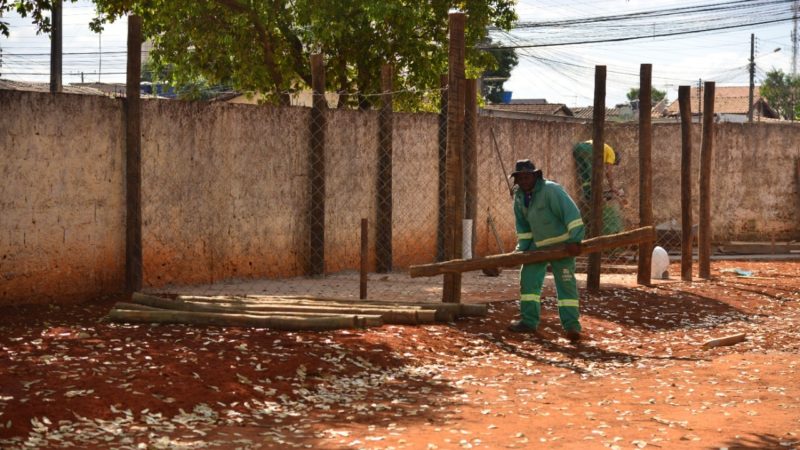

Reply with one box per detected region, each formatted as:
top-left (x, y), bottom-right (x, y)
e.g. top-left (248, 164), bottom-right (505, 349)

top-left (519, 256), bottom-right (581, 332)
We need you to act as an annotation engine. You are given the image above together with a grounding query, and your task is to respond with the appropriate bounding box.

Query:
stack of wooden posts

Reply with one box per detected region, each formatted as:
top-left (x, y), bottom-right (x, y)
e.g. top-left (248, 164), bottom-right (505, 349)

top-left (106, 293), bottom-right (487, 331)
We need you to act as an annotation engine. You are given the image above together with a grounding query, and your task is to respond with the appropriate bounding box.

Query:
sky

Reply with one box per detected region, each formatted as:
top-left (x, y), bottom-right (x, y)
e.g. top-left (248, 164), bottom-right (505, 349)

top-left (0, 0), bottom-right (796, 106)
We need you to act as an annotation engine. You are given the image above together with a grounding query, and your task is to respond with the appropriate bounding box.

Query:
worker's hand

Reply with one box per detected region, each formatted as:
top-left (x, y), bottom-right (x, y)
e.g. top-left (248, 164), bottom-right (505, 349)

top-left (565, 242), bottom-right (582, 256)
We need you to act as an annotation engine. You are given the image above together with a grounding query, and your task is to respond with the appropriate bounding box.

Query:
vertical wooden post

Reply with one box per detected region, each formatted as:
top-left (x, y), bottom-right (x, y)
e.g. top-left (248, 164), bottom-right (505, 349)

top-left (309, 53), bottom-right (326, 276)
top-left (436, 74), bottom-right (448, 262)
top-left (464, 78), bottom-right (479, 256)
top-left (125, 15), bottom-right (143, 293)
top-left (587, 65), bottom-right (606, 293)
top-left (360, 218), bottom-right (368, 299)
top-left (678, 85), bottom-right (693, 282)
top-left (443, 11), bottom-right (466, 303)
top-left (376, 64), bottom-right (393, 273)
top-left (49, 0), bottom-right (62, 93)
top-left (637, 64), bottom-right (654, 286)
top-left (699, 81), bottom-right (715, 279)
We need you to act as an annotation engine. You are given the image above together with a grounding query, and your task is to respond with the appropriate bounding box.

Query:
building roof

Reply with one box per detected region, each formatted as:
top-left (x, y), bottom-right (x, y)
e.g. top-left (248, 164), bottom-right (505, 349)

top-left (570, 106), bottom-right (637, 120)
top-left (0, 79), bottom-right (106, 96)
top-left (663, 85), bottom-right (779, 118)
top-left (483, 102), bottom-right (573, 116)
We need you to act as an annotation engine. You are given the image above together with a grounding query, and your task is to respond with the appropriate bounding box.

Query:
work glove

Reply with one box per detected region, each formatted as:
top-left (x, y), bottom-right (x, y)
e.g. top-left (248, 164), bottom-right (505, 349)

top-left (564, 242), bottom-right (582, 256)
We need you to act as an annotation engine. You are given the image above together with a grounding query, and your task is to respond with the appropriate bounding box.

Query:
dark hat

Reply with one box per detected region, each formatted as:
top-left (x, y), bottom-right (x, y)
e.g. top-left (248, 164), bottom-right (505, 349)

top-left (510, 159), bottom-right (542, 177)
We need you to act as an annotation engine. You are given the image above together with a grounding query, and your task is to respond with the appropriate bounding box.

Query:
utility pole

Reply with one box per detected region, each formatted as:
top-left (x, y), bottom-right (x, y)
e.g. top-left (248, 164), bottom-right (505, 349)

top-left (49, 0), bottom-right (62, 93)
top-left (748, 33), bottom-right (755, 123)
top-left (793, 0), bottom-right (798, 75)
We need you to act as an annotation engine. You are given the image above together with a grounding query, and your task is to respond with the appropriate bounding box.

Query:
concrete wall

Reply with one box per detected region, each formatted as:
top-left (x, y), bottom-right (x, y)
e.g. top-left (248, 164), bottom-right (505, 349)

top-left (1, 90), bottom-right (126, 304)
top-left (2, 89), bottom-right (798, 304)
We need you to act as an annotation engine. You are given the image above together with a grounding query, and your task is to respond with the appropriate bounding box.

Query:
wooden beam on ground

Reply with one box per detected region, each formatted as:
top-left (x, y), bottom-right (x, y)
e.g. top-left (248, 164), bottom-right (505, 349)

top-left (703, 333), bottom-right (746, 349)
top-left (107, 309), bottom-right (381, 330)
top-left (409, 226), bottom-right (655, 278)
top-left (699, 81), bottom-right (716, 279)
top-left (637, 63), bottom-right (654, 286)
top-left (132, 293), bottom-right (436, 325)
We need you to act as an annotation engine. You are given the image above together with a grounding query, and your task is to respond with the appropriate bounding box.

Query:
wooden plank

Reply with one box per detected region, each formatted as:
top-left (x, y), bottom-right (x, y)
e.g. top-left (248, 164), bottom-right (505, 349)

top-left (409, 226), bottom-right (655, 277)
top-left (703, 333), bottom-right (746, 349)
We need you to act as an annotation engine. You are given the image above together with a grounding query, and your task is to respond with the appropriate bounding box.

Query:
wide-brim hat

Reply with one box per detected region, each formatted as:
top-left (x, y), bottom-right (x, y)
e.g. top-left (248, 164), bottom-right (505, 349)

top-left (510, 159), bottom-right (542, 178)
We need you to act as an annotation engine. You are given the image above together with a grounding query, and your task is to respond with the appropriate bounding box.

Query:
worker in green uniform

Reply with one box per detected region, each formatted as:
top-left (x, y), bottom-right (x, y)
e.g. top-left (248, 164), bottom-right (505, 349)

top-left (507, 159), bottom-right (585, 343)
top-left (572, 139), bottom-right (621, 203)
top-left (572, 139), bottom-right (624, 235)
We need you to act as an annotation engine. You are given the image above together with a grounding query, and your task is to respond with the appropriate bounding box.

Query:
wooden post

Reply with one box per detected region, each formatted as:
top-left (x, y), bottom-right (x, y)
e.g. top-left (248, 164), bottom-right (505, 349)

top-left (699, 81), bottom-right (715, 279)
top-left (464, 78), bottom-right (479, 256)
top-left (376, 64), bottom-right (393, 273)
top-left (587, 65), bottom-right (606, 293)
top-left (443, 11), bottom-right (466, 303)
top-left (125, 15), bottom-right (143, 293)
top-left (637, 64), bottom-right (654, 286)
top-left (360, 218), bottom-right (368, 299)
top-left (437, 74), bottom-right (448, 262)
top-left (49, 0), bottom-right (62, 93)
top-left (678, 85), bottom-right (693, 282)
top-left (309, 53), bottom-right (326, 276)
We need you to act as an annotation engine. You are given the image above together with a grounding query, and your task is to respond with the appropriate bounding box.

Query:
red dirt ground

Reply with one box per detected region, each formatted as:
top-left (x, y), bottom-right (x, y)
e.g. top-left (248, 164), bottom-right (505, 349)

top-left (1, 260), bottom-right (799, 449)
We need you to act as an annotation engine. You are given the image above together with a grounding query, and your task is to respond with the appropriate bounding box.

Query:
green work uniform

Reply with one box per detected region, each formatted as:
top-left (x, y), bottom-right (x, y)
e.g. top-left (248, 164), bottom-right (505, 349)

top-left (514, 177), bottom-right (585, 332)
top-left (572, 140), bottom-right (623, 235)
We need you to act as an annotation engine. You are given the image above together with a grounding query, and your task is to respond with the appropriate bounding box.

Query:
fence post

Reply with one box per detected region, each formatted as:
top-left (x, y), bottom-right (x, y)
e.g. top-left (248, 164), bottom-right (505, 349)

top-left (376, 64), bottom-right (393, 273)
top-left (678, 85), bottom-right (693, 282)
top-left (443, 11), bottom-right (466, 303)
top-left (464, 78), bottom-right (478, 258)
top-left (587, 65), bottom-right (606, 293)
top-left (360, 218), bottom-right (368, 299)
top-left (637, 64), bottom-right (654, 286)
top-left (125, 15), bottom-right (143, 293)
top-left (437, 74), bottom-right (448, 262)
top-left (309, 53), bottom-right (326, 276)
top-left (699, 81), bottom-right (715, 279)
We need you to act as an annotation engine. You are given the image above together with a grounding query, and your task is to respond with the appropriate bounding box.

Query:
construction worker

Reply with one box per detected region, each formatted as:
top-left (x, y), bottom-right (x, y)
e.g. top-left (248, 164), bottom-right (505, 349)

top-left (572, 139), bottom-right (622, 203)
top-left (572, 139), bottom-right (624, 235)
top-left (507, 159), bottom-right (585, 343)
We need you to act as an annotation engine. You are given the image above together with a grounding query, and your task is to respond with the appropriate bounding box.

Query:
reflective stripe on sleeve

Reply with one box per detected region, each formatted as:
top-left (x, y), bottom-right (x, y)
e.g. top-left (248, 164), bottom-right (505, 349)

top-left (567, 218), bottom-right (584, 231)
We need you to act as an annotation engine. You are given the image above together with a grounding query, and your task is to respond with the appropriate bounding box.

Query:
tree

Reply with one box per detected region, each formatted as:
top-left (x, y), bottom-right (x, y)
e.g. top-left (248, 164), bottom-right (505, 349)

top-left (480, 37), bottom-right (517, 104)
top-left (626, 87), bottom-right (667, 105)
top-left (760, 68), bottom-right (800, 120)
top-left (2, 1), bottom-right (516, 110)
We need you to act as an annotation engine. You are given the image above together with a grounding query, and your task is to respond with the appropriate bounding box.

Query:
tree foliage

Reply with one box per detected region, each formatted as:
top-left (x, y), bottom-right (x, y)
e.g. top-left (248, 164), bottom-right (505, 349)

top-left (84, 0), bottom-right (516, 110)
top-left (760, 68), bottom-right (800, 120)
top-left (1, 0), bottom-right (79, 37)
top-left (626, 86), bottom-right (667, 105)
top-left (481, 37), bottom-right (518, 104)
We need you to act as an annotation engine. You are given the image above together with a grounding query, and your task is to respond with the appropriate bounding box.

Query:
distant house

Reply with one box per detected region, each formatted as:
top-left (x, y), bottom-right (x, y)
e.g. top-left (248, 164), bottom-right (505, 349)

top-left (0, 79), bottom-right (106, 96)
top-left (483, 98), bottom-right (573, 116)
top-left (212, 90), bottom-right (339, 107)
top-left (571, 105), bottom-right (637, 122)
top-left (662, 85), bottom-right (780, 122)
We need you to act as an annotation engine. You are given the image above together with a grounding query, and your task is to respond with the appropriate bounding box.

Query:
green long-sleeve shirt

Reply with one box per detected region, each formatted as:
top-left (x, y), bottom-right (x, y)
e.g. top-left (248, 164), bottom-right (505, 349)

top-left (514, 178), bottom-right (585, 252)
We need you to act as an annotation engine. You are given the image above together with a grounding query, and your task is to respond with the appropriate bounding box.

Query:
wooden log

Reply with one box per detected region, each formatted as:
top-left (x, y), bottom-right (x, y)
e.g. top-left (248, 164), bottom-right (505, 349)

top-left (702, 333), bottom-right (746, 349)
top-left (215, 295), bottom-right (488, 318)
top-left (678, 85), bottom-right (693, 282)
top-left (409, 226), bottom-right (655, 278)
top-left (132, 293), bottom-right (435, 325)
top-left (699, 81), bottom-right (715, 279)
top-left (588, 65), bottom-right (607, 293)
top-left (107, 308), bottom-right (381, 330)
top-left (637, 63), bottom-right (654, 286)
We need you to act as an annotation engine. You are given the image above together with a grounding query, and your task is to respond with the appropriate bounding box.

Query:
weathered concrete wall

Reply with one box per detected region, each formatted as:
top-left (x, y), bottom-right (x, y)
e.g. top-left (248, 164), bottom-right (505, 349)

top-left (1, 90), bottom-right (125, 304)
top-left (2, 89), bottom-right (798, 305)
